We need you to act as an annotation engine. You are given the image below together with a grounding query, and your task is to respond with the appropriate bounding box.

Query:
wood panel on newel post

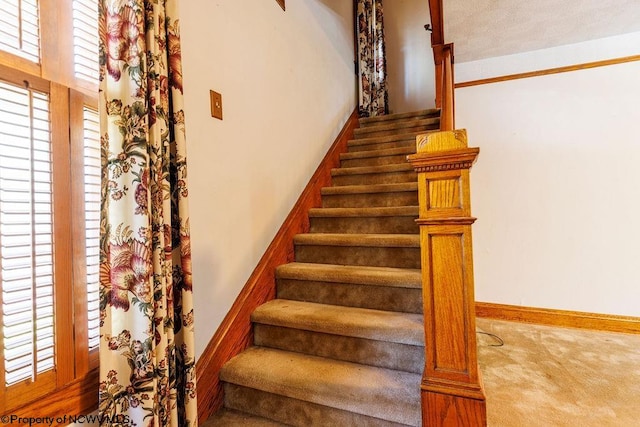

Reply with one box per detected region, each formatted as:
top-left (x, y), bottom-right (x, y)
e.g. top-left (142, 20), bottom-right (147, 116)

top-left (407, 130), bottom-right (487, 426)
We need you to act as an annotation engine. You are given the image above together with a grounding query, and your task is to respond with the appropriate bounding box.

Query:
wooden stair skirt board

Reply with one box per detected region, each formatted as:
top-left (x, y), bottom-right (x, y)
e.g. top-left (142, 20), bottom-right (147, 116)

top-left (476, 302), bottom-right (640, 335)
top-left (198, 108), bottom-right (454, 427)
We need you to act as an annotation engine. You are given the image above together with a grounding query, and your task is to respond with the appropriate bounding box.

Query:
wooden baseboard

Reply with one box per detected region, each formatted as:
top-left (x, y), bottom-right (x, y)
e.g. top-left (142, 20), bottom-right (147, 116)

top-left (195, 108), bottom-right (359, 423)
top-left (476, 302), bottom-right (640, 335)
top-left (455, 55), bottom-right (640, 88)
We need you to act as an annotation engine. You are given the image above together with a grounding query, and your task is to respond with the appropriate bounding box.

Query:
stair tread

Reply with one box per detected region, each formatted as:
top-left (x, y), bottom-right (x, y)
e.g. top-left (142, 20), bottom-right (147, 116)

top-left (359, 109), bottom-right (440, 126)
top-left (354, 117), bottom-right (440, 136)
top-left (308, 206), bottom-right (418, 217)
top-left (331, 163), bottom-right (414, 176)
top-left (340, 145), bottom-right (414, 160)
top-left (294, 233), bottom-right (420, 247)
top-left (321, 182), bottom-right (418, 195)
top-left (220, 347), bottom-right (421, 426)
top-left (203, 409), bottom-right (286, 427)
top-left (276, 262), bottom-right (421, 287)
top-left (252, 299), bottom-right (423, 345)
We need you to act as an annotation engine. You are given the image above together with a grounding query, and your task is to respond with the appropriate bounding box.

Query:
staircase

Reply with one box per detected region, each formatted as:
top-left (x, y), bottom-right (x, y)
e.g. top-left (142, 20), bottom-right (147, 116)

top-left (205, 109), bottom-right (440, 426)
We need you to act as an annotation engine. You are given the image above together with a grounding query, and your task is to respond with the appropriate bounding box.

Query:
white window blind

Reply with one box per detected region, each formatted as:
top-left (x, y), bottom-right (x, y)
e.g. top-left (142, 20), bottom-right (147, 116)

top-left (72, 0), bottom-right (99, 84)
top-left (0, 0), bottom-right (40, 63)
top-left (82, 106), bottom-right (100, 351)
top-left (0, 80), bottom-right (53, 387)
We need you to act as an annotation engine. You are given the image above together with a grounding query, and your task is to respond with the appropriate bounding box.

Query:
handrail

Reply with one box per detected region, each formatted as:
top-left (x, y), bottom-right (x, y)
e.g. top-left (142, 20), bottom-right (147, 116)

top-left (439, 43), bottom-right (455, 130)
top-left (427, 0), bottom-right (444, 46)
top-left (429, 20), bottom-right (454, 128)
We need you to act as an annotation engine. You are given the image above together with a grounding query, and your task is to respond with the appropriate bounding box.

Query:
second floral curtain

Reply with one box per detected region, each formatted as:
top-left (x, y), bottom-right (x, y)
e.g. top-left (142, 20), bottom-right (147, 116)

top-left (356, 0), bottom-right (389, 117)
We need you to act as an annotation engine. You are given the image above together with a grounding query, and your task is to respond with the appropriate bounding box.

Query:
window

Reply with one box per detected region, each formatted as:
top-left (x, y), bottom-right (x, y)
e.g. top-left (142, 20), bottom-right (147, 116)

top-left (0, 0), bottom-right (100, 415)
top-left (0, 0), bottom-right (40, 63)
top-left (0, 80), bottom-right (56, 410)
top-left (82, 106), bottom-right (101, 352)
top-left (72, 0), bottom-right (99, 83)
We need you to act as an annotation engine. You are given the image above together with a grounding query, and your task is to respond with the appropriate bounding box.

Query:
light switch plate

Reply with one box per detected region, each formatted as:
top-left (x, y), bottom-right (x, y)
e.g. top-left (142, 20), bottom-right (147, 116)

top-left (210, 90), bottom-right (223, 120)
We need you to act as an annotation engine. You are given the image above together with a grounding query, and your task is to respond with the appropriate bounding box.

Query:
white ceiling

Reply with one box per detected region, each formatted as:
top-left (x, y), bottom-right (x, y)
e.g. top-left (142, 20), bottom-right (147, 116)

top-left (443, 0), bottom-right (640, 63)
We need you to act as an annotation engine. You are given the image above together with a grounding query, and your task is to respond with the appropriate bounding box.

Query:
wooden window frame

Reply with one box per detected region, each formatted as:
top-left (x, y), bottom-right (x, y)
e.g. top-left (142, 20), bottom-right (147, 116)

top-left (0, 0), bottom-right (100, 420)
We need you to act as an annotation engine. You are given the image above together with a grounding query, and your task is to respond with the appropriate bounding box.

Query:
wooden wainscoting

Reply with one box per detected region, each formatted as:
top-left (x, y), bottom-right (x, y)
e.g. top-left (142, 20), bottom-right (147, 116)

top-left (476, 302), bottom-right (640, 334)
top-left (195, 108), bottom-right (359, 423)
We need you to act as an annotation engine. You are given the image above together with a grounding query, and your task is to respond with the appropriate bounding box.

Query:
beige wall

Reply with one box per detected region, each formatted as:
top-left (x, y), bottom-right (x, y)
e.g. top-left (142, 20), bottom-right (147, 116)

top-left (455, 35), bottom-right (640, 317)
top-left (179, 0), bottom-right (356, 358)
top-left (384, 0), bottom-right (435, 113)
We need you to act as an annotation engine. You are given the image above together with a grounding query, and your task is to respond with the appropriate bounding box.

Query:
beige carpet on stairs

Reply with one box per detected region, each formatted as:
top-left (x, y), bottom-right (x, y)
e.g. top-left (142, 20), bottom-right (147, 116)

top-left (477, 318), bottom-right (640, 427)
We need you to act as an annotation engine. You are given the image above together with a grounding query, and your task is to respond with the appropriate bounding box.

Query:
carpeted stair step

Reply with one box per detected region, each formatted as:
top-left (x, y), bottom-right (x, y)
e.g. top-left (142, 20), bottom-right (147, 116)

top-left (252, 299), bottom-right (424, 373)
top-left (331, 163), bottom-right (416, 186)
top-left (308, 206), bottom-right (418, 234)
top-left (347, 131), bottom-right (423, 152)
top-left (294, 233), bottom-right (420, 268)
top-left (353, 117), bottom-right (440, 139)
top-left (321, 182), bottom-right (418, 208)
top-left (202, 409), bottom-right (286, 426)
top-left (340, 145), bottom-right (415, 168)
top-left (276, 262), bottom-right (422, 313)
top-left (220, 347), bottom-right (422, 426)
top-left (359, 108), bottom-right (440, 127)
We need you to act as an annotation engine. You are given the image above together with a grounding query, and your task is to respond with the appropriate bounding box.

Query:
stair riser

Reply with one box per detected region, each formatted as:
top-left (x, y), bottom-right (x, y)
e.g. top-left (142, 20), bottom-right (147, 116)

top-left (355, 117), bottom-right (439, 132)
top-left (341, 153), bottom-right (412, 168)
top-left (309, 216), bottom-right (418, 234)
top-left (354, 124), bottom-right (439, 139)
top-left (359, 114), bottom-right (439, 128)
top-left (295, 245), bottom-right (421, 269)
top-left (254, 324), bottom-right (424, 373)
top-left (223, 384), bottom-right (413, 427)
top-left (348, 140), bottom-right (415, 152)
top-left (277, 278), bottom-right (423, 313)
top-left (355, 121), bottom-right (439, 136)
top-left (322, 191), bottom-right (419, 208)
top-left (332, 171), bottom-right (417, 186)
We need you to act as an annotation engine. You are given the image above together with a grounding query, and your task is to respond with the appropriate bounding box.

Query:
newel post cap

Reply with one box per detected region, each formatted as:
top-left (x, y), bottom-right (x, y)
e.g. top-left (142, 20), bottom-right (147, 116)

top-left (407, 129), bottom-right (479, 172)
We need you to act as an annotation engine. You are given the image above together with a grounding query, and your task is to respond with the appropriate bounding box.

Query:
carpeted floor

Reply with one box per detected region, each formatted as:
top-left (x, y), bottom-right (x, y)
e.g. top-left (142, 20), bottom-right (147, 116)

top-left (476, 318), bottom-right (640, 427)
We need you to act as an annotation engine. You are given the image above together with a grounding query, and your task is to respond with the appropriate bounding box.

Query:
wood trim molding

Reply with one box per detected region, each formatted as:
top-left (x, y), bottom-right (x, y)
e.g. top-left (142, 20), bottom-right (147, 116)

top-left (275, 0), bottom-right (285, 11)
top-left (455, 55), bottom-right (640, 88)
top-left (476, 302), bottom-right (640, 335)
top-left (195, 108), bottom-right (360, 423)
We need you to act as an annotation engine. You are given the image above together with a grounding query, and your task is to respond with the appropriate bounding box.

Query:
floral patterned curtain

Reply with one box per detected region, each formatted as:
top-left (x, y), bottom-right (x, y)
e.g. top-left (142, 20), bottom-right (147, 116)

top-left (357, 0), bottom-right (389, 117)
top-left (98, 1), bottom-right (197, 425)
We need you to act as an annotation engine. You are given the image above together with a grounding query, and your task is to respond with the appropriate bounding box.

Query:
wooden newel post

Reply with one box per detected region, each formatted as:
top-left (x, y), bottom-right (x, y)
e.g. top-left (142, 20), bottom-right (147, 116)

top-left (407, 129), bottom-right (487, 426)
